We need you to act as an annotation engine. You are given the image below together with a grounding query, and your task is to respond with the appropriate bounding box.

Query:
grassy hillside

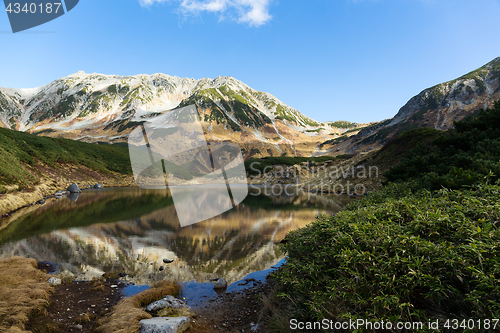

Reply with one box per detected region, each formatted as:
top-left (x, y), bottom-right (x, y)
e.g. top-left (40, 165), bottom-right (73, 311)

top-left (268, 101), bottom-right (500, 330)
top-left (385, 100), bottom-right (500, 190)
top-left (0, 127), bottom-right (132, 192)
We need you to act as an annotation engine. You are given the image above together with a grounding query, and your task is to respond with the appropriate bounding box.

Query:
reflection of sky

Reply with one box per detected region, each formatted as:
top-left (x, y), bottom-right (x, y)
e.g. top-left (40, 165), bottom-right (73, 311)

top-left (122, 284), bottom-right (150, 298)
top-left (179, 259), bottom-right (286, 308)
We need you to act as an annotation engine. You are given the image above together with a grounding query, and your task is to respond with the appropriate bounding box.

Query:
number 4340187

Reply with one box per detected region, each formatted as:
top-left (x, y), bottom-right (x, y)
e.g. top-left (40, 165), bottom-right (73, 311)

top-left (6, 3), bottom-right (62, 14)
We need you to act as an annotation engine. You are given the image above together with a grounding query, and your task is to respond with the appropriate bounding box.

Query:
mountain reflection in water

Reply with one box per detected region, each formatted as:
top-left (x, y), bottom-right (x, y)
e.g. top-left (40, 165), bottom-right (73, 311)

top-left (0, 186), bottom-right (351, 285)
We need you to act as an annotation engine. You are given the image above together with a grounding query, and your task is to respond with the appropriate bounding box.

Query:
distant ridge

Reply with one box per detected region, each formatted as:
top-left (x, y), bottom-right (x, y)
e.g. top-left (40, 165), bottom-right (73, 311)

top-left (0, 72), bottom-right (349, 158)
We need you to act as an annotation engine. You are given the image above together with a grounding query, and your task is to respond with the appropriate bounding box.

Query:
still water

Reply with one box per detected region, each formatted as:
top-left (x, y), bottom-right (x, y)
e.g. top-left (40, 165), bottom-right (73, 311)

top-left (0, 186), bottom-right (351, 305)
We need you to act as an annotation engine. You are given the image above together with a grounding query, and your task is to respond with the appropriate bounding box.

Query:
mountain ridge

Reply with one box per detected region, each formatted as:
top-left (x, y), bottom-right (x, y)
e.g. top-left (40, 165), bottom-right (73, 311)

top-left (2, 57), bottom-right (499, 160)
top-left (320, 57), bottom-right (500, 155)
top-left (0, 71), bottom-right (345, 157)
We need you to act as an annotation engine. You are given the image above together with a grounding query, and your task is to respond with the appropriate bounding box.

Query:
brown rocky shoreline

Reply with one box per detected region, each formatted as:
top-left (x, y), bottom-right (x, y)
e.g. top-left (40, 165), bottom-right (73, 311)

top-left (30, 264), bottom-right (271, 333)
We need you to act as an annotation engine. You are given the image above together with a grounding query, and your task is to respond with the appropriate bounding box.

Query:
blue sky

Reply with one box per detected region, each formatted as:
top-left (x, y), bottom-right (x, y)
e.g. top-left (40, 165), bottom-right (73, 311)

top-left (1, 0), bottom-right (500, 123)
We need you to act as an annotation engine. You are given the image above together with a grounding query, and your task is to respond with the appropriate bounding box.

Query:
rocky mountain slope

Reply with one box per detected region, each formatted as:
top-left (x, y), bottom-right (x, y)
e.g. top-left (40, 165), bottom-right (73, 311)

top-left (0, 72), bottom-right (344, 158)
top-left (321, 57), bottom-right (500, 155)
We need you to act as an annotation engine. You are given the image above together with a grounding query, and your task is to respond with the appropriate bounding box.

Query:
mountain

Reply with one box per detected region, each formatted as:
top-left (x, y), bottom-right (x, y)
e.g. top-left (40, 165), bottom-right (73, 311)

top-left (320, 57), bottom-right (500, 155)
top-left (0, 72), bottom-right (341, 158)
top-left (391, 57), bottom-right (500, 128)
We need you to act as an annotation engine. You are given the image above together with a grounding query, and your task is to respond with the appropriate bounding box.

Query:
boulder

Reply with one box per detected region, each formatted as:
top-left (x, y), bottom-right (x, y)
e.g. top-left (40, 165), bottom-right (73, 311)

top-left (163, 258), bottom-right (174, 264)
top-left (47, 277), bottom-right (61, 286)
top-left (146, 295), bottom-right (188, 312)
top-left (213, 278), bottom-right (227, 290)
top-left (94, 183), bottom-right (104, 189)
top-left (67, 183), bottom-right (81, 193)
top-left (139, 317), bottom-right (190, 333)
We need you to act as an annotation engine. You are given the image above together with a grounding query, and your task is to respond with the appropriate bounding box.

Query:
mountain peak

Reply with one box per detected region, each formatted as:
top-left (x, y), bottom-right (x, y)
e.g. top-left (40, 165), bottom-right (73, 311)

top-left (329, 56), bottom-right (500, 156)
top-left (485, 56), bottom-right (500, 67)
top-left (0, 71), bottom-right (333, 157)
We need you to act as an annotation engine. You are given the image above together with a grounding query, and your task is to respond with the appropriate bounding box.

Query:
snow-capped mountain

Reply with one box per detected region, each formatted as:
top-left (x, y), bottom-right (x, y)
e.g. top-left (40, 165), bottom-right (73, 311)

top-left (0, 72), bottom-right (336, 157)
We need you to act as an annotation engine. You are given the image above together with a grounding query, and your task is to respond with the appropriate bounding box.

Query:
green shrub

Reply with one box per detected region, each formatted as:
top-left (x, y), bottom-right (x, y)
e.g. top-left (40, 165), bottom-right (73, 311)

top-left (272, 100), bottom-right (500, 329)
top-left (274, 182), bottom-right (500, 326)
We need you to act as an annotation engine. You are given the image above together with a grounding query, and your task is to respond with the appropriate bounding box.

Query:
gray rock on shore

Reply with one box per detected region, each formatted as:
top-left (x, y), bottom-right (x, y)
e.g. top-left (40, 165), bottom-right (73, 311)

top-left (139, 317), bottom-right (190, 333)
top-left (47, 277), bottom-right (62, 286)
top-left (146, 295), bottom-right (188, 312)
top-left (214, 278), bottom-right (227, 290)
top-left (67, 183), bottom-right (81, 193)
top-left (94, 183), bottom-right (104, 189)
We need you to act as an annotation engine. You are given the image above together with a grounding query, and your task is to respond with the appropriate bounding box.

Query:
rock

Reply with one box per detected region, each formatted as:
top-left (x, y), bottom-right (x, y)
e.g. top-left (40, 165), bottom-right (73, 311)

top-left (60, 269), bottom-right (75, 281)
top-left (139, 317), bottom-right (190, 333)
top-left (213, 278), bottom-right (227, 290)
top-left (75, 324), bottom-right (83, 330)
top-left (159, 266), bottom-right (164, 271)
top-left (163, 258), bottom-right (174, 264)
top-left (94, 183), bottom-right (104, 189)
top-left (67, 183), bottom-right (81, 193)
top-left (37, 199), bottom-right (45, 205)
top-left (146, 295), bottom-right (188, 312)
top-left (47, 277), bottom-right (61, 286)
top-left (37, 261), bottom-right (58, 274)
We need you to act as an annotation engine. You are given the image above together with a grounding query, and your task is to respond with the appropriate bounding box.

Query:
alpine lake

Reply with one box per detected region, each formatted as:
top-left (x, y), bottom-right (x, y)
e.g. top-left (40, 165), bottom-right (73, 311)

top-left (0, 185), bottom-right (352, 307)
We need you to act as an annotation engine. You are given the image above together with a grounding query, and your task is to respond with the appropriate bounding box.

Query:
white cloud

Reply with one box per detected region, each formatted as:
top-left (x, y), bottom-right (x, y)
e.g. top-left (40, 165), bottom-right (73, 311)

top-left (139, 0), bottom-right (273, 26)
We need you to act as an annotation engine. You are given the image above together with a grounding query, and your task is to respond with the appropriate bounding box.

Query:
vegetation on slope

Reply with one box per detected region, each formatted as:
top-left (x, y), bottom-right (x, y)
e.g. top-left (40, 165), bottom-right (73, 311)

top-left (385, 100), bottom-right (500, 190)
top-left (329, 121), bottom-right (358, 129)
top-left (0, 127), bottom-right (132, 192)
top-left (270, 101), bottom-right (500, 330)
